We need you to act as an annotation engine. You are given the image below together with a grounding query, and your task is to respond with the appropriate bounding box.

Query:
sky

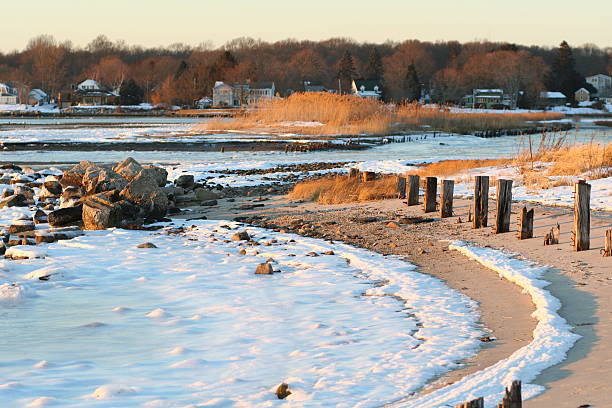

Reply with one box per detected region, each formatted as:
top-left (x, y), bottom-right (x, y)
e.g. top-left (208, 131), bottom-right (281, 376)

top-left (1, 0), bottom-right (611, 52)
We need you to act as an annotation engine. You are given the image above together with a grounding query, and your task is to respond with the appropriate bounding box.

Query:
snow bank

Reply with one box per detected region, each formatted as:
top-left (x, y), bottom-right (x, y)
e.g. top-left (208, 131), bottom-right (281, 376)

top-left (388, 242), bottom-right (579, 407)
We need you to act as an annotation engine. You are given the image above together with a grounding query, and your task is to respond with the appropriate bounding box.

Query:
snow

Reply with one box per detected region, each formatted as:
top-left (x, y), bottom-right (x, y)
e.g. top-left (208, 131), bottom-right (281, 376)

top-left (387, 242), bottom-right (579, 407)
top-left (0, 221), bottom-right (484, 407)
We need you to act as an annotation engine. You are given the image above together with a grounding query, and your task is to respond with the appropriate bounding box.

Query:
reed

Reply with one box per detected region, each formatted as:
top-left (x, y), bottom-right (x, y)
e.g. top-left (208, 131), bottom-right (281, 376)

top-left (289, 174), bottom-right (399, 204)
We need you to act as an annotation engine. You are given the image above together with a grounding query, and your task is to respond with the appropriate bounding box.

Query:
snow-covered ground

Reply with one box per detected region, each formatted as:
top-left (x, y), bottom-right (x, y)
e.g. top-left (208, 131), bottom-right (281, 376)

top-left (0, 221), bottom-right (484, 407)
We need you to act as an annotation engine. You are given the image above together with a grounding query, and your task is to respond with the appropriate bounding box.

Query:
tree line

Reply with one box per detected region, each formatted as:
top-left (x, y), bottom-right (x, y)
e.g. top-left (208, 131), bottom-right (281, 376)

top-left (1, 34), bottom-right (610, 107)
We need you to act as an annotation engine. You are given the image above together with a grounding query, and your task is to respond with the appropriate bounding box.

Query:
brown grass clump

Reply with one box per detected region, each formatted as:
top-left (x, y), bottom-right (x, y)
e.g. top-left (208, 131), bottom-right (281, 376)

top-left (289, 174), bottom-right (399, 204)
top-left (201, 93), bottom-right (564, 136)
top-left (415, 158), bottom-right (511, 178)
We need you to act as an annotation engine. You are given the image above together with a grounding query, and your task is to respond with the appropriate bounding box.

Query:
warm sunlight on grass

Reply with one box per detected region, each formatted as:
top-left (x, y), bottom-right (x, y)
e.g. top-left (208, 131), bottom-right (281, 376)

top-left (289, 174), bottom-right (399, 204)
top-left (415, 159), bottom-right (511, 178)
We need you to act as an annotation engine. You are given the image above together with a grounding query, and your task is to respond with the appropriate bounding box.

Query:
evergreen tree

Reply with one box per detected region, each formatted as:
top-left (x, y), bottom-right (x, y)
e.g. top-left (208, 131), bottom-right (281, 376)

top-left (337, 50), bottom-right (356, 94)
top-left (365, 48), bottom-right (384, 81)
top-left (547, 41), bottom-right (586, 102)
top-left (119, 78), bottom-right (144, 105)
top-left (403, 63), bottom-right (421, 101)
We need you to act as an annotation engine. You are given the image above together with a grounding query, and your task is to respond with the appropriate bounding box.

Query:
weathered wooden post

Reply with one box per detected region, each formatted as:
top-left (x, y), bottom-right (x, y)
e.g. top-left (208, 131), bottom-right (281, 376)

top-left (423, 176), bottom-right (437, 213)
top-left (407, 175), bottom-right (420, 206)
top-left (544, 223), bottom-right (560, 245)
top-left (397, 176), bottom-right (407, 199)
top-left (440, 179), bottom-right (454, 218)
top-left (574, 181), bottom-right (591, 251)
top-left (348, 168), bottom-right (359, 178)
top-left (473, 176), bottom-right (489, 228)
top-left (602, 229), bottom-right (612, 257)
top-left (517, 206), bottom-right (534, 240)
top-left (455, 397), bottom-right (484, 408)
top-left (495, 179), bottom-right (513, 233)
top-left (497, 380), bottom-right (522, 408)
top-left (362, 171), bottom-right (376, 182)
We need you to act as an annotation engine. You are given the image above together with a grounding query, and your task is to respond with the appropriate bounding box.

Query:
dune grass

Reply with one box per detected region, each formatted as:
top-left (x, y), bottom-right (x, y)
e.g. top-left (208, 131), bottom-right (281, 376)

top-left (289, 174), bottom-right (399, 204)
top-left (202, 93), bottom-right (564, 136)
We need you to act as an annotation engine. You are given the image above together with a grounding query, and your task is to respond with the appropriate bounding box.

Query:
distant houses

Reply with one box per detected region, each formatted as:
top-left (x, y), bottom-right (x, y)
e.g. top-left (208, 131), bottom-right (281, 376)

top-left (585, 73), bottom-right (612, 104)
top-left (462, 89), bottom-right (519, 109)
top-left (303, 81), bottom-right (328, 93)
top-left (28, 89), bottom-right (49, 106)
top-left (351, 79), bottom-right (382, 99)
top-left (212, 81), bottom-right (276, 107)
top-left (574, 88), bottom-right (590, 103)
top-left (0, 83), bottom-right (19, 104)
top-left (538, 91), bottom-right (567, 108)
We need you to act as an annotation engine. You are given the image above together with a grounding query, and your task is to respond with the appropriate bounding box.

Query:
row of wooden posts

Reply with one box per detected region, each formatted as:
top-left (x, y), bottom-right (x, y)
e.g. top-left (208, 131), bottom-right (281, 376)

top-left (455, 381), bottom-right (522, 408)
top-left (350, 169), bottom-right (610, 253)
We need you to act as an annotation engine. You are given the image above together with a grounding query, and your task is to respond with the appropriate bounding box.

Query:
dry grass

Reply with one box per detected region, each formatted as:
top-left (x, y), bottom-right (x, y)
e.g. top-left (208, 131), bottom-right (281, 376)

top-left (415, 158), bottom-right (511, 178)
top-left (289, 174), bottom-right (399, 204)
top-left (201, 93), bottom-right (564, 136)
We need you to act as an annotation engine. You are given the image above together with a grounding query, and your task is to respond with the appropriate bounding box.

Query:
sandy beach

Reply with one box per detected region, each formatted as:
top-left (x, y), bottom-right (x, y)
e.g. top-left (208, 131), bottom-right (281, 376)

top-left (188, 193), bottom-right (612, 407)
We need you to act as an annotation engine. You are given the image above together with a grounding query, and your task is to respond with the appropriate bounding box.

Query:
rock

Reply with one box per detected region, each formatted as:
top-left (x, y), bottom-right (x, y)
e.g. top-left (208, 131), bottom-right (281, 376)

top-left (141, 166), bottom-right (168, 187)
top-left (8, 220), bottom-right (35, 234)
top-left (194, 187), bottom-right (219, 201)
top-left (82, 194), bottom-right (122, 230)
top-left (136, 242), bottom-right (157, 248)
top-left (5, 245), bottom-right (46, 260)
top-left (60, 186), bottom-right (85, 208)
top-left (113, 157), bottom-right (143, 181)
top-left (1, 188), bottom-right (14, 198)
top-left (255, 263), bottom-right (274, 275)
top-left (238, 249), bottom-right (247, 255)
top-left (323, 251), bottom-right (335, 255)
top-left (0, 242), bottom-right (5, 255)
top-left (231, 231), bottom-right (250, 241)
top-left (0, 163), bottom-right (22, 171)
top-left (35, 232), bottom-right (56, 244)
top-left (275, 383), bottom-right (292, 399)
top-left (174, 191), bottom-right (197, 204)
top-left (387, 221), bottom-right (400, 228)
top-left (60, 161), bottom-right (96, 187)
top-left (48, 205), bottom-right (83, 227)
top-left (0, 194), bottom-right (27, 208)
top-left (14, 185), bottom-right (34, 200)
top-left (116, 200), bottom-right (142, 222)
top-left (201, 199), bottom-right (218, 206)
top-left (39, 180), bottom-right (62, 198)
top-left (120, 172), bottom-right (168, 219)
top-left (84, 168), bottom-right (128, 195)
top-left (175, 174), bottom-right (195, 189)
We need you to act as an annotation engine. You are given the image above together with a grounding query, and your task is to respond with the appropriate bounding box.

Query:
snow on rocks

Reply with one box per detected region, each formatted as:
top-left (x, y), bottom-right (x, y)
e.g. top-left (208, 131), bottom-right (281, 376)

top-left (0, 282), bottom-right (36, 302)
top-left (5, 245), bottom-right (47, 260)
top-left (386, 242), bottom-right (579, 407)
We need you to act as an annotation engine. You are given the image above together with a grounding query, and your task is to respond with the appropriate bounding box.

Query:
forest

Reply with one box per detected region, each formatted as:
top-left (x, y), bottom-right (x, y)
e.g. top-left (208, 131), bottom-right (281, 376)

top-left (1, 34), bottom-right (610, 107)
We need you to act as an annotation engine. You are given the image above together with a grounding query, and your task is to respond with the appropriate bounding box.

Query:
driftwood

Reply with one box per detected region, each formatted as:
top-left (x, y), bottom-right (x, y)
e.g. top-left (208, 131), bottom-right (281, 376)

top-left (544, 223), bottom-right (560, 245)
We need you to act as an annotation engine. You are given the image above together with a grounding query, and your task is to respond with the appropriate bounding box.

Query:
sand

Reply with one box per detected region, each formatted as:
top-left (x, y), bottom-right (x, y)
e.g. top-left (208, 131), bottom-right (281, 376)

top-left (190, 194), bottom-right (611, 407)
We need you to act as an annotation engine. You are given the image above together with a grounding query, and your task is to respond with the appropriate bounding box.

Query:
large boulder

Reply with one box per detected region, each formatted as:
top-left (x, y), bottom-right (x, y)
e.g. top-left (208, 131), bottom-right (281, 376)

top-left (194, 187), bottom-right (220, 201)
top-left (175, 175), bottom-right (195, 189)
top-left (60, 161), bottom-right (96, 188)
top-left (48, 205), bottom-right (83, 227)
top-left (113, 157), bottom-right (143, 181)
top-left (0, 194), bottom-right (28, 208)
top-left (141, 166), bottom-right (168, 187)
top-left (120, 172), bottom-right (168, 219)
top-left (60, 186), bottom-right (85, 208)
top-left (83, 167), bottom-right (128, 195)
top-left (82, 194), bottom-right (122, 230)
top-left (14, 185), bottom-right (34, 200)
top-left (39, 180), bottom-right (63, 198)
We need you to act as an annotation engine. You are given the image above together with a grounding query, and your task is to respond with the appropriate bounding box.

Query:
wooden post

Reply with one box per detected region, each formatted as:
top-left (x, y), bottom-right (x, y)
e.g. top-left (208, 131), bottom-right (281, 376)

top-left (440, 179), bottom-right (454, 218)
top-left (602, 229), bottom-right (612, 257)
top-left (517, 207), bottom-right (534, 240)
top-left (473, 176), bottom-right (489, 229)
top-left (362, 171), bottom-right (375, 182)
top-left (407, 175), bottom-right (420, 206)
top-left (574, 181), bottom-right (591, 251)
top-left (397, 176), bottom-right (407, 199)
top-left (348, 168), bottom-right (359, 178)
top-left (495, 179), bottom-right (513, 233)
top-left (455, 397), bottom-right (484, 408)
top-left (423, 177), bottom-right (437, 213)
top-left (498, 380), bottom-right (522, 408)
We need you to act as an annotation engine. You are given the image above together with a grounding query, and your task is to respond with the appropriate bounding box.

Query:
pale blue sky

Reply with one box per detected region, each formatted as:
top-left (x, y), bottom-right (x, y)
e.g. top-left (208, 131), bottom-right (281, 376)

top-left (1, 0), bottom-right (610, 51)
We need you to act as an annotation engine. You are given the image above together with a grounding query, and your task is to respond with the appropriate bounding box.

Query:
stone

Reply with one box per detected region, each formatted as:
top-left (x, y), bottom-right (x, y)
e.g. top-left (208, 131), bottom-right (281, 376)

top-left (113, 157), bottom-right (143, 181)
top-left (60, 186), bottom-right (85, 208)
top-left (0, 194), bottom-right (27, 208)
top-left (194, 187), bottom-right (219, 201)
top-left (14, 185), bottom-right (34, 200)
top-left (136, 242), bottom-right (157, 248)
top-left (35, 232), bottom-right (56, 244)
top-left (175, 174), bottom-right (195, 189)
top-left (323, 251), bottom-right (335, 255)
top-left (201, 199), bottom-right (218, 206)
top-left (116, 200), bottom-right (142, 222)
top-left (84, 168), bottom-right (128, 195)
top-left (231, 231), bottom-right (250, 241)
top-left (39, 180), bottom-right (63, 198)
top-left (60, 161), bottom-right (96, 187)
top-left (33, 209), bottom-right (48, 224)
top-left (174, 191), bottom-right (197, 203)
top-left (82, 194), bottom-right (122, 230)
top-left (141, 166), bottom-right (168, 187)
top-left (387, 221), bottom-right (400, 228)
top-left (275, 383), bottom-right (291, 399)
top-left (120, 172), bottom-right (168, 219)
top-left (8, 220), bottom-right (35, 234)
top-left (255, 263), bottom-right (274, 275)
top-left (238, 249), bottom-right (247, 255)
top-left (1, 188), bottom-right (14, 199)
top-left (48, 205), bottom-right (83, 227)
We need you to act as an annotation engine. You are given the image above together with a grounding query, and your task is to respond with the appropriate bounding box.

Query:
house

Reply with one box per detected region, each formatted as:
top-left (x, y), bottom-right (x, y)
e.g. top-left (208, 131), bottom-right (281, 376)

top-left (351, 79), bottom-right (382, 99)
top-left (0, 82), bottom-right (18, 104)
top-left (28, 89), bottom-right (49, 106)
top-left (462, 89), bottom-right (519, 109)
top-left (574, 88), bottom-right (590, 103)
top-left (597, 90), bottom-right (612, 104)
top-left (538, 91), bottom-right (567, 108)
top-left (74, 79), bottom-right (118, 106)
top-left (303, 81), bottom-right (327, 93)
top-left (212, 81), bottom-right (275, 107)
top-left (196, 97), bottom-right (212, 109)
top-left (586, 74), bottom-right (612, 91)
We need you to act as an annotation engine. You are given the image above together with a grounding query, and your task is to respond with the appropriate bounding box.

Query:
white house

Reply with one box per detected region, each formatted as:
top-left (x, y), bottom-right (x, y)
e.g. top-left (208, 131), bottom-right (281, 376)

top-left (574, 88), bottom-right (590, 103)
top-left (74, 79), bottom-right (117, 106)
top-left (351, 79), bottom-right (382, 99)
top-left (28, 89), bottom-right (49, 106)
top-left (538, 91), bottom-right (567, 108)
top-left (0, 82), bottom-right (18, 104)
top-left (586, 74), bottom-right (612, 91)
top-left (77, 79), bottom-right (103, 92)
top-left (212, 81), bottom-right (275, 107)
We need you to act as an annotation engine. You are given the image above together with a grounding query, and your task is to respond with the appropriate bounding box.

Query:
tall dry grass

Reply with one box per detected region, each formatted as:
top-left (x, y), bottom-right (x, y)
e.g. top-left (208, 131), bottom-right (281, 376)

top-left (289, 174), bottom-right (398, 204)
top-left (415, 158), bottom-right (511, 178)
top-left (201, 93), bottom-right (564, 136)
